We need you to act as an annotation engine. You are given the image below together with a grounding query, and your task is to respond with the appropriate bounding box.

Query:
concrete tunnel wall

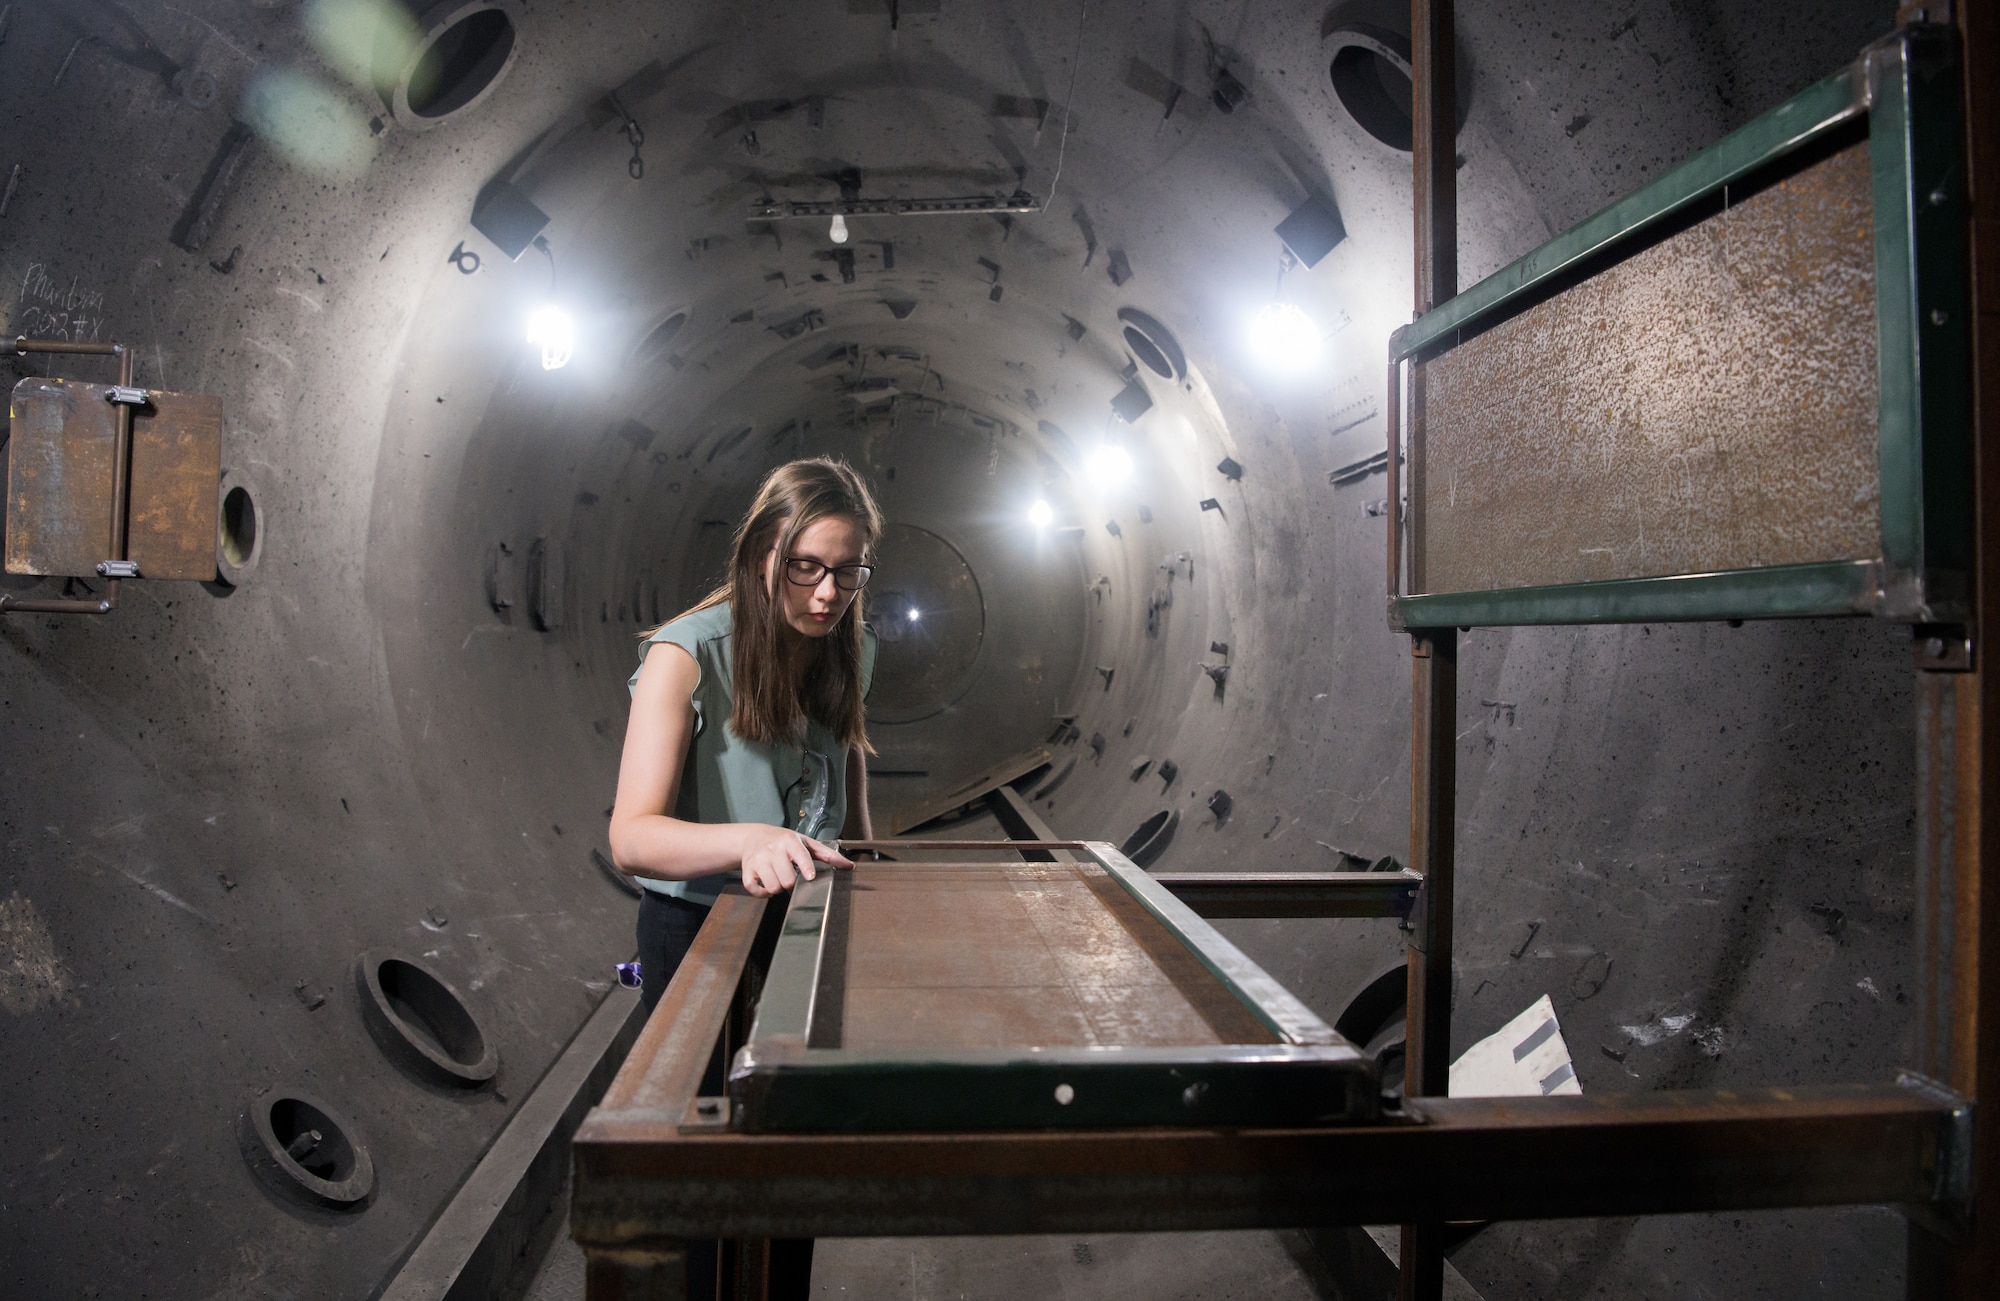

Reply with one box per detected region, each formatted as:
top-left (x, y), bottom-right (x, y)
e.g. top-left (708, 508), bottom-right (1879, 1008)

top-left (0, 0), bottom-right (1925, 1296)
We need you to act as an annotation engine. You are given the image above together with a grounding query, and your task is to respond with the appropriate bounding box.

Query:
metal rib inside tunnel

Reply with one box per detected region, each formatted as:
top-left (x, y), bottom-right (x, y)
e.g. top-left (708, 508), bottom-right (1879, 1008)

top-left (0, 0), bottom-right (1964, 1298)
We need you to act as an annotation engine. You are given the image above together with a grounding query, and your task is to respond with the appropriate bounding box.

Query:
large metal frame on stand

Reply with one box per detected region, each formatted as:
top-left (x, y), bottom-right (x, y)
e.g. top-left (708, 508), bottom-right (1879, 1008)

top-left (570, 13), bottom-right (1991, 1301)
top-left (1388, 6), bottom-right (1994, 1297)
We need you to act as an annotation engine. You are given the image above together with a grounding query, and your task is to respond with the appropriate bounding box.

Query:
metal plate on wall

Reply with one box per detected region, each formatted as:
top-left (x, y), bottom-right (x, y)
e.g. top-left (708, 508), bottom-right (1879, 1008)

top-left (6, 378), bottom-right (222, 580)
top-left (1413, 142), bottom-right (1880, 595)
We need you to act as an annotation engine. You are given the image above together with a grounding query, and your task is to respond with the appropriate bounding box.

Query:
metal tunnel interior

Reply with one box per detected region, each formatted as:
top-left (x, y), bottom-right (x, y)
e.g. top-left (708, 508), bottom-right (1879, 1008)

top-left (0, 0), bottom-right (1933, 1297)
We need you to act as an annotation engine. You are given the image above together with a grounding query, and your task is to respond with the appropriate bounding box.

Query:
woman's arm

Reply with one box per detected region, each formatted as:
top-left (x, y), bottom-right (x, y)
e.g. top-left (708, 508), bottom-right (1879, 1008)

top-left (841, 745), bottom-right (873, 840)
top-left (609, 643), bottom-right (848, 896)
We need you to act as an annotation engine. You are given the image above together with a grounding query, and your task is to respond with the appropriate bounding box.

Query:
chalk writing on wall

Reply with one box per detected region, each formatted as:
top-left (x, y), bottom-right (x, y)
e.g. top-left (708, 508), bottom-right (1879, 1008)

top-left (14, 263), bottom-right (106, 342)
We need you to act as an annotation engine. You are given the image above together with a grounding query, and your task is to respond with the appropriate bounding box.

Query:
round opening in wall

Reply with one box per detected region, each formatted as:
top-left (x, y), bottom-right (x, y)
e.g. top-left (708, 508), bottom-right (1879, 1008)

top-left (242, 1089), bottom-right (375, 1208)
top-left (1116, 308), bottom-right (1187, 381)
top-left (356, 951), bottom-right (497, 1086)
top-left (380, 2), bottom-right (521, 129)
top-left (628, 311), bottom-right (688, 367)
top-left (1327, 25), bottom-right (1414, 152)
top-left (865, 524), bottom-right (986, 725)
top-left (221, 486), bottom-right (256, 566)
top-left (1119, 808), bottom-right (1179, 869)
top-left (215, 470), bottom-right (263, 586)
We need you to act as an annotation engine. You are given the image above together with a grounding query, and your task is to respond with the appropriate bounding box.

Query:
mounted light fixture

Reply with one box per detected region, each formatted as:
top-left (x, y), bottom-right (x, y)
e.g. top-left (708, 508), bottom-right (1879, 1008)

top-left (1249, 301), bottom-right (1320, 372)
top-left (525, 305), bottom-right (575, 370)
top-left (829, 212), bottom-right (850, 243)
top-left (1028, 499), bottom-right (1055, 529)
top-left (1085, 445), bottom-right (1135, 486)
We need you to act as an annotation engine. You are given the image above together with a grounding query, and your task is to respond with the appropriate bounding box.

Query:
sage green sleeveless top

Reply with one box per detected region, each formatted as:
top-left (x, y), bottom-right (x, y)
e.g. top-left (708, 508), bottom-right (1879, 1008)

top-left (627, 601), bottom-right (876, 905)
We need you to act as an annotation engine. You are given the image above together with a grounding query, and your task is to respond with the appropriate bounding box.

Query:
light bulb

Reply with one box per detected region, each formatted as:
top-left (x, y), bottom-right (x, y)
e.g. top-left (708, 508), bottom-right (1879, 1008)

top-left (1028, 499), bottom-right (1054, 529)
top-left (525, 305), bottom-right (575, 370)
top-left (829, 212), bottom-right (849, 244)
top-left (1085, 445), bottom-right (1134, 486)
top-left (907, 608), bottom-right (921, 622)
top-left (1248, 301), bottom-right (1320, 373)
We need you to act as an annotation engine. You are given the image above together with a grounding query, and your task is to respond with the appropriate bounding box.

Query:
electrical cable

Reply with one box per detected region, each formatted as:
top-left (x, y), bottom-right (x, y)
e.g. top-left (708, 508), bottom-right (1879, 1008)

top-left (1041, 0), bottom-right (1090, 211)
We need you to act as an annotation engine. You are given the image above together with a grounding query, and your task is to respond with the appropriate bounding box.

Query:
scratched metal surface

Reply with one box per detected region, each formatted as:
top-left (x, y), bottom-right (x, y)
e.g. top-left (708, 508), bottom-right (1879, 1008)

top-left (841, 861), bottom-right (1276, 1050)
top-left (127, 391), bottom-right (223, 581)
top-left (6, 378), bottom-right (117, 577)
top-left (1413, 141), bottom-right (1880, 594)
top-left (5, 380), bottom-right (221, 579)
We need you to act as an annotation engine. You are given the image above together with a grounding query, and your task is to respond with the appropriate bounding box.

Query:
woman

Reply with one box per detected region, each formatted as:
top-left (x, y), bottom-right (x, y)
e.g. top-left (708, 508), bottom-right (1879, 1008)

top-left (610, 456), bottom-right (883, 1015)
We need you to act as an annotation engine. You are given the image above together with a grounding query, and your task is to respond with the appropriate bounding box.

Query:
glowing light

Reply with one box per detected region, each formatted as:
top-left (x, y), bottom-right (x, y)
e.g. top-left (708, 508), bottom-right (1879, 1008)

top-left (1249, 301), bottom-right (1321, 372)
top-left (829, 213), bottom-right (849, 244)
top-left (1028, 499), bottom-right (1054, 529)
top-left (907, 608), bottom-right (921, 623)
top-left (526, 305), bottom-right (575, 370)
top-left (1085, 444), bottom-right (1134, 486)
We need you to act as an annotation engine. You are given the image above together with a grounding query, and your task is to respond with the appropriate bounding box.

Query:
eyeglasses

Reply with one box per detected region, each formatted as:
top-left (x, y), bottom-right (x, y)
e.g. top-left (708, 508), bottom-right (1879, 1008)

top-left (783, 557), bottom-right (873, 590)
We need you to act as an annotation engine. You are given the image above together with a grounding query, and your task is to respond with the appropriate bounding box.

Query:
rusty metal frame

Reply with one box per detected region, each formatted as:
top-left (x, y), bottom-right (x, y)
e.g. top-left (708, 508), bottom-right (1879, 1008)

top-left (1385, 26), bottom-right (1972, 631)
top-left (724, 841), bottom-right (1379, 1134)
top-left (572, 881), bottom-right (1968, 1299)
top-left (3, 337), bottom-right (136, 614)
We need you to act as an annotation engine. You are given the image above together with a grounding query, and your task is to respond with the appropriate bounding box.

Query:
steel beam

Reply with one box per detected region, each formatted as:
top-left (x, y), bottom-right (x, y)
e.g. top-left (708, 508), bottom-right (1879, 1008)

top-left (1151, 870), bottom-right (1421, 919)
top-left (573, 1082), bottom-right (1961, 1244)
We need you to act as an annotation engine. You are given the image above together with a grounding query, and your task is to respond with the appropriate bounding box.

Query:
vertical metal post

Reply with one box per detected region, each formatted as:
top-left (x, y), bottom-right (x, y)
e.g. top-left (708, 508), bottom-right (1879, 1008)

top-left (1401, 3), bottom-right (1456, 1300)
top-left (1909, 6), bottom-right (1999, 1297)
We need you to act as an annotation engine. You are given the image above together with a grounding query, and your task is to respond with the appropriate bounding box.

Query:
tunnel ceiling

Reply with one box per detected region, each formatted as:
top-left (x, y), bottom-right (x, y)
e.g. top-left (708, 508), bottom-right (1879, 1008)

top-left (0, 1), bottom-right (1920, 1299)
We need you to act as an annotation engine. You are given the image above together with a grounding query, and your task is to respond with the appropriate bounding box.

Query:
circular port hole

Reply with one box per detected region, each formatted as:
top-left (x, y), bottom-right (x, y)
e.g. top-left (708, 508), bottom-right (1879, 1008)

top-left (215, 470), bottom-right (263, 586)
top-left (356, 951), bottom-right (498, 1087)
top-left (380, 2), bottom-right (521, 129)
top-left (242, 1089), bottom-right (375, 1208)
top-left (1327, 27), bottom-right (1414, 152)
top-left (1119, 808), bottom-right (1180, 869)
top-left (408, 9), bottom-right (515, 118)
top-left (628, 311), bottom-right (688, 367)
top-left (1117, 309), bottom-right (1186, 381)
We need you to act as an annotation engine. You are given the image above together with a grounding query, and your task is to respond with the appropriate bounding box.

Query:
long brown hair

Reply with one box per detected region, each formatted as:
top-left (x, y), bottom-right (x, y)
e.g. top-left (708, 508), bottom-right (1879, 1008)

top-left (657, 458), bottom-right (883, 750)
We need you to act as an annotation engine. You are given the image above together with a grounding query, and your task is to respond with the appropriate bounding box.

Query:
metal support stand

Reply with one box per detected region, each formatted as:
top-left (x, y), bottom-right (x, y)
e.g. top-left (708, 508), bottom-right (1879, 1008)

top-left (1909, 8), bottom-right (2000, 1294)
top-left (2, 336), bottom-right (134, 615)
top-left (1401, 3), bottom-right (1457, 1297)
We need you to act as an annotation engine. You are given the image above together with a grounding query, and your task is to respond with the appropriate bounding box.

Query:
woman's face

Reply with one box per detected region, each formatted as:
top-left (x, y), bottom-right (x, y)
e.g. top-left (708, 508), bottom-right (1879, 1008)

top-left (762, 513), bottom-right (869, 639)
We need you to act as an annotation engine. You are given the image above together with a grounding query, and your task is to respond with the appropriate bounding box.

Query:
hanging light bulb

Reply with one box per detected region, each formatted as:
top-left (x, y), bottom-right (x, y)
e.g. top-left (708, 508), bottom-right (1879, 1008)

top-left (829, 212), bottom-right (849, 244)
top-left (525, 305), bottom-right (575, 370)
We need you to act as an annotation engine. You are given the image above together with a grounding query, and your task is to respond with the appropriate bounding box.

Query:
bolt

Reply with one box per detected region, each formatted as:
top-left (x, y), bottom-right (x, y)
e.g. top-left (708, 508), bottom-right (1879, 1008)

top-left (1926, 637), bottom-right (1946, 659)
top-left (1931, 309), bottom-right (1949, 326)
top-left (1054, 1083), bottom-right (1075, 1105)
top-left (1181, 1082), bottom-right (1210, 1107)
top-left (696, 1098), bottom-right (722, 1116)
top-left (285, 1129), bottom-right (323, 1162)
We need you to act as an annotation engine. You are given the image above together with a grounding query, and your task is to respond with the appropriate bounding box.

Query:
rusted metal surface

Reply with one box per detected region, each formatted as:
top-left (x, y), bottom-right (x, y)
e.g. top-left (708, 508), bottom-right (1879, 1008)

top-left (842, 860), bottom-right (1272, 1050)
top-left (127, 390), bottom-right (223, 580)
top-left (7, 378), bottom-right (120, 577)
top-left (573, 1082), bottom-right (1959, 1243)
top-left (6, 377), bottom-right (220, 582)
top-left (1413, 141), bottom-right (1881, 596)
top-left (1907, 7), bottom-right (2000, 1296)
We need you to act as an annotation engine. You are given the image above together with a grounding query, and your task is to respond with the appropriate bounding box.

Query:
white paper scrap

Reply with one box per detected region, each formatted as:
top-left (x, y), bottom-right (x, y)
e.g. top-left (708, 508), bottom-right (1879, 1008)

top-left (1448, 993), bottom-right (1582, 1098)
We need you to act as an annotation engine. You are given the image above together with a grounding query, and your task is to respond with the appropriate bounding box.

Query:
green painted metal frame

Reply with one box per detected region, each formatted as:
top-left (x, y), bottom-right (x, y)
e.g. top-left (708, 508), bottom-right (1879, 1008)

top-left (1386, 26), bottom-right (1970, 630)
top-left (726, 842), bottom-right (1379, 1134)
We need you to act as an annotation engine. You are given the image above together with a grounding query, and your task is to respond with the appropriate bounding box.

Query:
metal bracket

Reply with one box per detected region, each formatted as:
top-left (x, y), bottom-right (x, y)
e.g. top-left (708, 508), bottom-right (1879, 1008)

top-left (1913, 623), bottom-right (1973, 671)
top-left (95, 560), bottom-right (139, 578)
top-left (104, 386), bottom-right (151, 406)
top-left (680, 1095), bottom-right (734, 1135)
top-left (1405, 878), bottom-right (1428, 944)
top-left (1893, 1069), bottom-right (1974, 1239)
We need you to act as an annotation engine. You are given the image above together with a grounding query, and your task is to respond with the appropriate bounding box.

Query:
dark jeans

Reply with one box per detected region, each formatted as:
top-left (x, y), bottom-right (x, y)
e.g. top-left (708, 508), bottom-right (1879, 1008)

top-left (633, 889), bottom-right (813, 1299)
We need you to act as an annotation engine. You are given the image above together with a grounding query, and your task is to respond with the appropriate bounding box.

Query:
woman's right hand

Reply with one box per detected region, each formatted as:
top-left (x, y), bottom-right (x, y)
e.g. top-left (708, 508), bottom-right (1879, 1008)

top-left (737, 825), bottom-right (853, 896)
